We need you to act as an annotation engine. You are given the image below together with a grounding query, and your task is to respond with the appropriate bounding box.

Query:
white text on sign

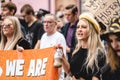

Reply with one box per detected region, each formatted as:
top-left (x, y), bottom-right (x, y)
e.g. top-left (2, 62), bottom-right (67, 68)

top-left (6, 58), bottom-right (48, 77)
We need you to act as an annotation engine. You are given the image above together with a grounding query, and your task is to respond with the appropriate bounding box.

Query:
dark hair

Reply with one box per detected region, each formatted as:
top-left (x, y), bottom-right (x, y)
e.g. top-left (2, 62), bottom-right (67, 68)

top-left (99, 22), bottom-right (106, 30)
top-left (2, 2), bottom-right (17, 15)
top-left (34, 11), bottom-right (42, 18)
top-left (20, 4), bottom-right (34, 15)
top-left (39, 9), bottom-right (50, 16)
top-left (109, 32), bottom-right (120, 38)
top-left (1, 0), bottom-right (5, 3)
top-left (104, 32), bottom-right (120, 42)
top-left (65, 4), bottom-right (78, 15)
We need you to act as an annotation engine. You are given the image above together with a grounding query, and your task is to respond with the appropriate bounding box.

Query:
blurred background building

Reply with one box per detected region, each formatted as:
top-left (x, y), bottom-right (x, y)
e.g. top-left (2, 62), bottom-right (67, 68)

top-left (0, 0), bottom-right (88, 15)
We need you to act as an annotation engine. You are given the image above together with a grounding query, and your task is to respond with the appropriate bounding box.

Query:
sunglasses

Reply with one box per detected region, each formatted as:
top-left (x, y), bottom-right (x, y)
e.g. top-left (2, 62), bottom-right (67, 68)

top-left (1, 23), bottom-right (12, 28)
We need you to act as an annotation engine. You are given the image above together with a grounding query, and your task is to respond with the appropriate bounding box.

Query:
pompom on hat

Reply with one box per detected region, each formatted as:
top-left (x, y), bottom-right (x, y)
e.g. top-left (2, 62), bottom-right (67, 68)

top-left (79, 12), bottom-right (101, 34)
top-left (101, 17), bottom-right (120, 40)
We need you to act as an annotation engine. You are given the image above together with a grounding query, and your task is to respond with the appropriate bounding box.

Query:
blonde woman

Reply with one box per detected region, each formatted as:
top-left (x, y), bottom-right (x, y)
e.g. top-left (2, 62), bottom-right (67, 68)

top-left (101, 17), bottom-right (120, 80)
top-left (0, 16), bottom-right (31, 50)
top-left (57, 12), bottom-right (106, 80)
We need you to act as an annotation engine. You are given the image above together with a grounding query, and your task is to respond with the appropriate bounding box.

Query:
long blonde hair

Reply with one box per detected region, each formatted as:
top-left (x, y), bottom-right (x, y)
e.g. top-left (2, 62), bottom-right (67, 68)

top-left (73, 19), bottom-right (105, 71)
top-left (0, 16), bottom-right (23, 50)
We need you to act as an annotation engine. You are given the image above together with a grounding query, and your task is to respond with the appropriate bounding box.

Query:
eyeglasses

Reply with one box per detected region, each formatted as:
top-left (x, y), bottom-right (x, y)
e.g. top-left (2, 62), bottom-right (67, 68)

top-left (1, 23), bottom-right (12, 28)
top-left (43, 21), bottom-right (55, 24)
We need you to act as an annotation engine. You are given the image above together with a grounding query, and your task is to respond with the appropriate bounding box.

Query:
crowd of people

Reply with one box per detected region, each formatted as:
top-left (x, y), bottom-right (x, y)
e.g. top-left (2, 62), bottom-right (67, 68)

top-left (0, 1), bottom-right (119, 80)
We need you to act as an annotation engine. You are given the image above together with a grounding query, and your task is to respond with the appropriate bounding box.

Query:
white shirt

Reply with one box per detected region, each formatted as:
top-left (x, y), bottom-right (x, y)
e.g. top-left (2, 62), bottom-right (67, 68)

top-left (40, 31), bottom-right (67, 80)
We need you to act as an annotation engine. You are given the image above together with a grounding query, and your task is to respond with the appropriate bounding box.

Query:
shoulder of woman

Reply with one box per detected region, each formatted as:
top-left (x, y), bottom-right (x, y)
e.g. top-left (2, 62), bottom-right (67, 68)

top-left (100, 63), bottom-right (110, 74)
top-left (18, 38), bottom-right (28, 44)
top-left (97, 48), bottom-right (107, 67)
top-left (17, 38), bottom-right (32, 49)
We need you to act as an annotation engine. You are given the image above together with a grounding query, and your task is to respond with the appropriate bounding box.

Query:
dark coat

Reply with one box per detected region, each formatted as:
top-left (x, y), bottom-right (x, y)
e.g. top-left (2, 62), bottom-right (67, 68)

top-left (61, 19), bottom-right (78, 62)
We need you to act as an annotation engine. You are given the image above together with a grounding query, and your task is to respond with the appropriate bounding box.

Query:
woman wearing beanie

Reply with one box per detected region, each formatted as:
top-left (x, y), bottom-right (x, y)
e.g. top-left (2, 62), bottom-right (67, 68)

top-left (101, 17), bottom-right (120, 80)
top-left (57, 12), bottom-right (106, 80)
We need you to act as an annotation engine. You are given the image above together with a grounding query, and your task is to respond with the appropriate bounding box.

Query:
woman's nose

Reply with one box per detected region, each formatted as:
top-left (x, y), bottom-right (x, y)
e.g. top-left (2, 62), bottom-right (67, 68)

top-left (77, 26), bottom-right (82, 31)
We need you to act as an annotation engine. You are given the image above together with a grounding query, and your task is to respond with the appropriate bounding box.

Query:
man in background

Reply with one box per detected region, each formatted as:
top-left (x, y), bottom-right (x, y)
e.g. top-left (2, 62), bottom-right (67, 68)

top-left (20, 4), bottom-right (44, 48)
top-left (1, 2), bottom-right (26, 36)
top-left (61, 4), bottom-right (79, 63)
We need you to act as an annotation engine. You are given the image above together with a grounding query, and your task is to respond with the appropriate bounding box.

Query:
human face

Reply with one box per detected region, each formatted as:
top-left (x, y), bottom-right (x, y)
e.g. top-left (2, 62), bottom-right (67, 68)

top-left (2, 19), bottom-right (14, 37)
top-left (21, 11), bottom-right (26, 19)
top-left (21, 11), bottom-right (31, 23)
top-left (64, 9), bottom-right (75, 23)
top-left (108, 34), bottom-right (120, 57)
top-left (24, 14), bottom-right (31, 23)
top-left (43, 16), bottom-right (56, 35)
top-left (1, 7), bottom-right (11, 20)
top-left (76, 19), bottom-right (89, 41)
top-left (56, 19), bottom-right (63, 31)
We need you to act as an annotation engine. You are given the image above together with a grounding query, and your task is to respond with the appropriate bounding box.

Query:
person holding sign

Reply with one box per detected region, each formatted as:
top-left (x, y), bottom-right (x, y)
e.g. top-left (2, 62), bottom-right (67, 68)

top-left (40, 14), bottom-right (67, 80)
top-left (0, 16), bottom-right (31, 50)
top-left (101, 17), bottom-right (120, 80)
top-left (58, 12), bottom-right (106, 80)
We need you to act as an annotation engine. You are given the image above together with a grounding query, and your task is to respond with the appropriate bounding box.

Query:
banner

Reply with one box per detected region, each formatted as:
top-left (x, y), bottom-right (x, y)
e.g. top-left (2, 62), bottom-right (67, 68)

top-left (84, 0), bottom-right (120, 27)
top-left (0, 47), bottom-right (58, 80)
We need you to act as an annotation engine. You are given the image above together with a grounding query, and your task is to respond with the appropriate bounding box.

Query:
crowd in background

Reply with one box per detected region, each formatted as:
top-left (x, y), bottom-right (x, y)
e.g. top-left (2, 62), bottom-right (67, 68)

top-left (0, 1), bottom-right (119, 80)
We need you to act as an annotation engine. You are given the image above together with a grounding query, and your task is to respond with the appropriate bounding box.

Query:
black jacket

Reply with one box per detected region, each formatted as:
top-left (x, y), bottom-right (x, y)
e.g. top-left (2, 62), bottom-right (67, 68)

top-left (61, 19), bottom-right (78, 62)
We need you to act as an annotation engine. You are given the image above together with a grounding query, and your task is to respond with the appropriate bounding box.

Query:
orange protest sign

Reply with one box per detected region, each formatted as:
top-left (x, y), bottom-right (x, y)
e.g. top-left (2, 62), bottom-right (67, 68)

top-left (0, 47), bottom-right (58, 80)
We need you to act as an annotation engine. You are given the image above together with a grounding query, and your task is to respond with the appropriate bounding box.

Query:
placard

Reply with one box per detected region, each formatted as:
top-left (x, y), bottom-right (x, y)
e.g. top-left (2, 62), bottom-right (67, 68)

top-left (84, 0), bottom-right (120, 27)
top-left (0, 47), bottom-right (58, 80)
